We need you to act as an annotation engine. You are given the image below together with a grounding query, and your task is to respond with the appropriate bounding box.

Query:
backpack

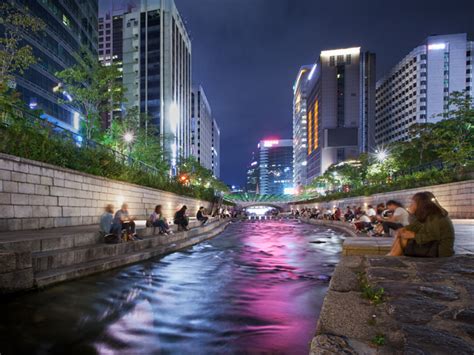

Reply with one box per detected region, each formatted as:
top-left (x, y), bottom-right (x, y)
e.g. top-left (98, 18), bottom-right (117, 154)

top-left (104, 233), bottom-right (120, 244)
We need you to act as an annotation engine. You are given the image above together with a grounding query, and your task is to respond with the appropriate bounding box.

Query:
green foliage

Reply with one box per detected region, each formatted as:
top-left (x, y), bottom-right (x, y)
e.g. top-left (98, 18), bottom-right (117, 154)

top-left (358, 273), bottom-right (385, 305)
top-left (371, 334), bottom-right (386, 346)
top-left (0, 113), bottom-right (217, 201)
top-left (0, 3), bottom-right (45, 85)
top-left (177, 156), bottom-right (229, 193)
top-left (56, 49), bottom-right (124, 140)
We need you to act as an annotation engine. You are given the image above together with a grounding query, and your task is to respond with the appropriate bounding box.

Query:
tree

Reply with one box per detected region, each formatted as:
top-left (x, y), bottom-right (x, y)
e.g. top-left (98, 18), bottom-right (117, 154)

top-left (0, 3), bottom-right (44, 117)
top-left (433, 91), bottom-right (474, 171)
top-left (56, 49), bottom-right (124, 140)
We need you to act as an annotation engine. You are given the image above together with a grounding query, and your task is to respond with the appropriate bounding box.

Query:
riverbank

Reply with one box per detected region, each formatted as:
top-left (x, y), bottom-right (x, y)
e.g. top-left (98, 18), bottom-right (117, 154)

top-left (306, 218), bottom-right (474, 354)
top-left (310, 254), bottom-right (474, 354)
top-left (0, 217), bottom-right (230, 294)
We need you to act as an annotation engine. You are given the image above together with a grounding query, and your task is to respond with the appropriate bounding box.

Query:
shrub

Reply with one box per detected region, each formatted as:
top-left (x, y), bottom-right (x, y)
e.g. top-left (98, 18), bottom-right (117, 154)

top-left (0, 115), bottom-right (217, 202)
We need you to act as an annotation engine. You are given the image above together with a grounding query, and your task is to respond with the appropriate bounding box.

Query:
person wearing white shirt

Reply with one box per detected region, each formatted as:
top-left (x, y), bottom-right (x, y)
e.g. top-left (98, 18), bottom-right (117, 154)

top-left (376, 200), bottom-right (410, 237)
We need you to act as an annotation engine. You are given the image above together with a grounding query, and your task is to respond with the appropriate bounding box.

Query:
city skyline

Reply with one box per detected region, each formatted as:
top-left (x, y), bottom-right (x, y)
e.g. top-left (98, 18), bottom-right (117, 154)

top-left (173, 0), bottom-right (474, 186)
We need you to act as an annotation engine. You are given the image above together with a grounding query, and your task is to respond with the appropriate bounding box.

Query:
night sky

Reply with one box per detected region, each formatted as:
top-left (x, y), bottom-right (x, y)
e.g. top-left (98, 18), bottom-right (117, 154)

top-left (101, 0), bottom-right (474, 186)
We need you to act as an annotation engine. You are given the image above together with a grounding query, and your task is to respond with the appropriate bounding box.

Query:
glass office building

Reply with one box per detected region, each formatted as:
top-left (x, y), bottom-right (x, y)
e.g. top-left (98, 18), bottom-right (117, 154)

top-left (257, 139), bottom-right (293, 195)
top-left (5, 0), bottom-right (98, 132)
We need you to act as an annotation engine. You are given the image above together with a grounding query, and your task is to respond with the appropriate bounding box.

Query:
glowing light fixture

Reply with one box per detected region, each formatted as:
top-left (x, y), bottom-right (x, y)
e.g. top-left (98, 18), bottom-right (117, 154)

top-left (307, 63), bottom-right (317, 80)
top-left (375, 149), bottom-right (388, 162)
top-left (263, 140), bottom-right (279, 148)
top-left (428, 43), bottom-right (446, 50)
top-left (321, 47), bottom-right (360, 57)
top-left (123, 132), bottom-right (134, 143)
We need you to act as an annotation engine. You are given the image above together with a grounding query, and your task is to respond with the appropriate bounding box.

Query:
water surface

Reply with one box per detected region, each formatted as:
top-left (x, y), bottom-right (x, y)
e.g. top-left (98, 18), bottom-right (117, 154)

top-left (0, 220), bottom-right (344, 354)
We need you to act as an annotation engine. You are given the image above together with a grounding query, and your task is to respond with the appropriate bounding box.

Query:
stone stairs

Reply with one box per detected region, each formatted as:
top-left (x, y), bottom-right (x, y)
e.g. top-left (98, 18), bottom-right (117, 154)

top-left (0, 218), bottom-right (230, 292)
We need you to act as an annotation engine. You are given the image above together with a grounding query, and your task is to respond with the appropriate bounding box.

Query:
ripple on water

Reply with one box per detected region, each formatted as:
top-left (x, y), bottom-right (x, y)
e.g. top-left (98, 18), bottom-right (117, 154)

top-left (0, 220), bottom-right (344, 355)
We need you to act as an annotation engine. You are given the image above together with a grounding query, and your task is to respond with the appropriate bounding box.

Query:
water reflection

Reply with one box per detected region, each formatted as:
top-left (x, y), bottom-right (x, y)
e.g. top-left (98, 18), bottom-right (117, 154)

top-left (0, 220), bottom-right (344, 354)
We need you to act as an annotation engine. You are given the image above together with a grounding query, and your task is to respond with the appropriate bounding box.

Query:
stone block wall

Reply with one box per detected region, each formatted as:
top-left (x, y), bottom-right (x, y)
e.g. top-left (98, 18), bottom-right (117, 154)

top-left (0, 153), bottom-right (214, 231)
top-left (292, 180), bottom-right (474, 219)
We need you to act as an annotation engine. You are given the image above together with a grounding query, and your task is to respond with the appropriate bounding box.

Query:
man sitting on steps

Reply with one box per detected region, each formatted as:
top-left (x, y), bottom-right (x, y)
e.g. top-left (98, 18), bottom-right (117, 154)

top-left (196, 206), bottom-right (209, 225)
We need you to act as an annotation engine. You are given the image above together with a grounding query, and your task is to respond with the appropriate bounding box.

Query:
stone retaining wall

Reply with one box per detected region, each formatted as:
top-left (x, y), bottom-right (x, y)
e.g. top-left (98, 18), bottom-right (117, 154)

top-left (292, 180), bottom-right (474, 219)
top-left (0, 153), bottom-right (213, 231)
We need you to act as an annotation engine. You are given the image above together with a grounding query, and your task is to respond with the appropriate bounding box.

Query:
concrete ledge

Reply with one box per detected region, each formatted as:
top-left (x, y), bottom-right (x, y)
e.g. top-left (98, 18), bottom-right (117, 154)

top-left (300, 218), bottom-right (358, 237)
top-left (0, 218), bottom-right (230, 294)
top-left (311, 255), bottom-right (474, 353)
top-left (343, 237), bottom-right (393, 256)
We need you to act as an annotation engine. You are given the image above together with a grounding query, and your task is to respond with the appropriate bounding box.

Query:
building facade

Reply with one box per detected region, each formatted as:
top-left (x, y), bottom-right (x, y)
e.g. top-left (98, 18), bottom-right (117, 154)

top-left (245, 152), bottom-right (258, 194)
top-left (5, 0), bottom-right (98, 132)
top-left (292, 65), bottom-right (312, 188)
top-left (99, 0), bottom-right (192, 171)
top-left (191, 85), bottom-right (213, 172)
top-left (375, 33), bottom-right (474, 145)
top-left (257, 139), bottom-right (293, 195)
top-left (211, 118), bottom-right (220, 178)
top-left (306, 47), bottom-right (376, 182)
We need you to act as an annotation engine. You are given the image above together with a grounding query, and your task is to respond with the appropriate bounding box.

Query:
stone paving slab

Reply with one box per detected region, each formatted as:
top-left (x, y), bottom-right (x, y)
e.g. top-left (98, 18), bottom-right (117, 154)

top-left (311, 254), bottom-right (474, 354)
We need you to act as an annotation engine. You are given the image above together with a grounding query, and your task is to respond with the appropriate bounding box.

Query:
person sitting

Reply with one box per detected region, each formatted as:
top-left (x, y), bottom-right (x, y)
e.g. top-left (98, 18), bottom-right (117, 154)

top-left (174, 205), bottom-right (189, 231)
top-left (366, 205), bottom-right (376, 220)
top-left (353, 212), bottom-right (373, 233)
top-left (147, 205), bottom-right (171, 234)
top-left (100, 204), bottom-right (120, 236)
top-left (388, 192), bottom-right (454, 257)
top-left (376, 200), bottom-right (410, 237)
top-left (113, 203), bottom-right (138, 240)
top-left (196, 206), bottom-right (209, 225)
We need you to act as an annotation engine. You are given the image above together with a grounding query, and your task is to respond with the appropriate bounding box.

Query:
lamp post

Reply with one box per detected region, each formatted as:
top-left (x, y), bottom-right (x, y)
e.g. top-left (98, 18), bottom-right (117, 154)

top-left (123, 131), bottom-right (134, 165)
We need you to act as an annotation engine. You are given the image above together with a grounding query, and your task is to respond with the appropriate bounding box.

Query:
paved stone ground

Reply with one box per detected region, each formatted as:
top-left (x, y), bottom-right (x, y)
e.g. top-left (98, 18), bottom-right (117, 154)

top-left (310, 254), bottom-right (474, 354)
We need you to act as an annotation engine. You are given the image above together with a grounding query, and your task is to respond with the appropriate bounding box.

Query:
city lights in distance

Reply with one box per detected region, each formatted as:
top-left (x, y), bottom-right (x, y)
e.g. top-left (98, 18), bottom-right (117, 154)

top-left (284, 187), bottom-right (296, 195)
top-left (428, 43), bottom-right (446, 50)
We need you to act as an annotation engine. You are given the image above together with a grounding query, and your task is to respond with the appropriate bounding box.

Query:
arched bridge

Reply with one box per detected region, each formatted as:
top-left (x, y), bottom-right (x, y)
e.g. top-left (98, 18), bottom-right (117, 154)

top-left (223, 193), bottom-right (310, 211)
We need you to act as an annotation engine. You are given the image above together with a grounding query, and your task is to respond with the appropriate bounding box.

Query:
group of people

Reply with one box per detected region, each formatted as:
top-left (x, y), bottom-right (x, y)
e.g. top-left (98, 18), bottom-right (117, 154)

top-left (294, 191), bottom-right (455, 258)
top-left (99, 203), bottom-right (213, 242)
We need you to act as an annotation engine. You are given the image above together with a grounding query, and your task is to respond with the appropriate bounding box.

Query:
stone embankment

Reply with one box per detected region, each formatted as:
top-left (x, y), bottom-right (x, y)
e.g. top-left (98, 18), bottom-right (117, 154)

top-left (0, 153), bottom-right (213, 231)
top-left (0, 217), bottom-right (230, 294)
top-left (292, 179), bottom-right (474, 219)
top-left (310, 254), bottom-right (474, 354)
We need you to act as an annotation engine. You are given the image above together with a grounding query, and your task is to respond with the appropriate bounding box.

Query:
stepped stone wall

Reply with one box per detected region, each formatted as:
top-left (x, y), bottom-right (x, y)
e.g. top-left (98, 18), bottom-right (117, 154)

top-left (0, 153), bottom-right (213, 231)
top-left (292, 180), bottom-right (474, 219)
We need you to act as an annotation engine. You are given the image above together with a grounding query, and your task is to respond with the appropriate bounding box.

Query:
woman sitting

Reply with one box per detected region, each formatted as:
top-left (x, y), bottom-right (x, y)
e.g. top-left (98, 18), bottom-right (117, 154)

top-left (147, 205), bottom-right (171, 234)
top-left (174, 205), bottom-right (189, 231)
top-left (388, 192), bottom-right (455, 257)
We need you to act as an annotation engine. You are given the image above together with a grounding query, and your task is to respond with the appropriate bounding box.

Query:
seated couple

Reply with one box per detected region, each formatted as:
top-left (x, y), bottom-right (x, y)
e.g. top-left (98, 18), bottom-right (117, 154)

top-left (147, 205), bottom-right (172, 235)
top-left (388, 192), bottom-right (454, 258)
top-left (172, 206), bottom-right (209, 232)
top-left (100, 203), bottom-right (140, 241)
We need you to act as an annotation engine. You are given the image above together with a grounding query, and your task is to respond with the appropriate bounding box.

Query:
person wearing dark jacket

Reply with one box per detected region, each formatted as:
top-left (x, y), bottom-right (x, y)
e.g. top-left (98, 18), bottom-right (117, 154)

top-left (388, 192), bottom-right (455, 257)
top-left (196, 206), bottom-right (208, 225)
top-left (174, 205), bottom-right (189, 231)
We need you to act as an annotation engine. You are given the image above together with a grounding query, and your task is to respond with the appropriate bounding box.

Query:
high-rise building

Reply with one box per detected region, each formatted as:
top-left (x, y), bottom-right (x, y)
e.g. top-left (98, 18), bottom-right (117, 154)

top-left (375, 33), bottom-right (474, 145)
top-left (257, 139), bottom-right (293, 195)
top-left (293, 65), bottom-right (312, 188)
top-left (4, 0), bottom-right (98, 132)
top-left (245, 152), bottom-right (258, 194)
top-left (99, 0), bottom-right (192, 170)
top-left (211, 118), bottom-right (220, 178)
top-left (191, 85), bottom-right (213, 171)
top-left (305, 47), bottom-right (376, 182)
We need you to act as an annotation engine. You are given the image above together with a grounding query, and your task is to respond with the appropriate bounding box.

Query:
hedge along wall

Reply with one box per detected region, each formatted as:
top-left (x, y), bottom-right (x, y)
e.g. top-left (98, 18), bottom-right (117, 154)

top-left (291, 180), bottom-right (474, 219)
top-left (0, 153), bottom-right (214, 231)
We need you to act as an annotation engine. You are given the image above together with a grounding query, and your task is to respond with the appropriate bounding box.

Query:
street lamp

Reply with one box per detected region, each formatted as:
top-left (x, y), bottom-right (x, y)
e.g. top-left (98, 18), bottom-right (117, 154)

top-left (375, 149), bottom-right (388, 163)
top-left (123, 132), bottom-right (134, 164)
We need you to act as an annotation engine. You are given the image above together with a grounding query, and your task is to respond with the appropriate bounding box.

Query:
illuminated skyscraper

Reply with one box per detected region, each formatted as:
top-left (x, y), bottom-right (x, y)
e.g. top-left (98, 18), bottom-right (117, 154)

top-left (375, 33), bottom-right (474, 145)
top-left (99, 0), bottom-right (192, 171)
top-left (293, 65), bottom-right (312, 188)
top-left (257, 139), bottom-right (293, 195)
top-left (305, 47), bottom-right (376, 183)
